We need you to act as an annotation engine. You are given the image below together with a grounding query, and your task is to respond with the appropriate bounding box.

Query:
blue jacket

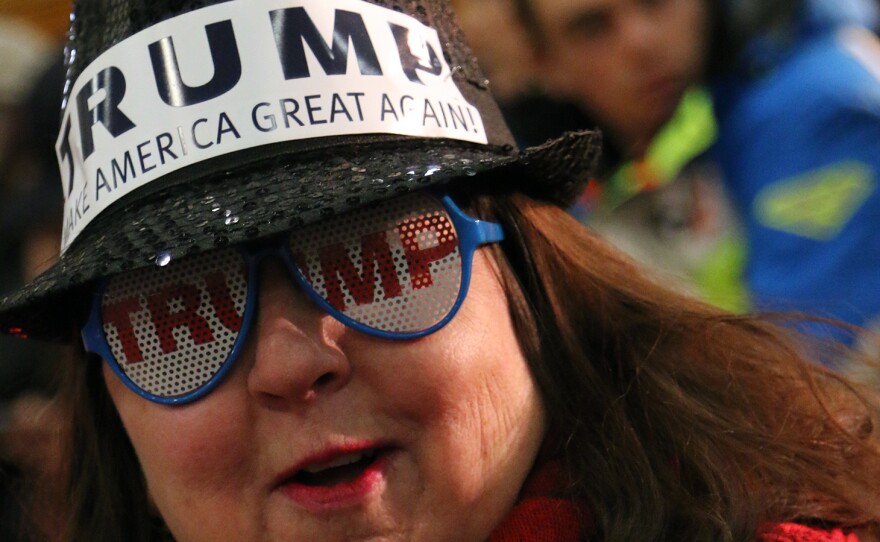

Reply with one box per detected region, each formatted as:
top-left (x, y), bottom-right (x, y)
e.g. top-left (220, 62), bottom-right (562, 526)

top-left (710, 0), bottom-right (880, 343)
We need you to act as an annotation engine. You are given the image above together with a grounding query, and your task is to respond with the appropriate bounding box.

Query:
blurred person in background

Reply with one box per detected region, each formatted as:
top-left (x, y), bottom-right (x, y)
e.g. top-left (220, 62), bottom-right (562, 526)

top-left (508, 0), bottom-right (880, 354)
top-left (0, 27), bottom-right (67, 541)
top-left (455, 0), bottom-right (745, 312)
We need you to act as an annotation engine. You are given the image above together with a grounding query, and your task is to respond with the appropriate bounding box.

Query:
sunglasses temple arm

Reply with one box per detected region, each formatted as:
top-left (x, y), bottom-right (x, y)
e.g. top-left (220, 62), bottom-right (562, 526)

top-left (475, 220), bottom-right (504, 245)
top-left (438, 194), bottom-right (504, 245)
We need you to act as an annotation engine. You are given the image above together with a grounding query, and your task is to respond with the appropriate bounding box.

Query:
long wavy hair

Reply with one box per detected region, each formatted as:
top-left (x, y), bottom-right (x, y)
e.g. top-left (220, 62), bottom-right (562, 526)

top-left (54, 186), bottom-right (880, 541)
top-left (471, 185), bottom-right (880, 540)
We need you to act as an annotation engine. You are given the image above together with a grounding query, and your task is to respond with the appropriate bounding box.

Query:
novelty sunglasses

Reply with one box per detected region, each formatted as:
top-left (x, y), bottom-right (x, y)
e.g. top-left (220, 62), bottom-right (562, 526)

top-left (82, 192), bottom-right (504, 405)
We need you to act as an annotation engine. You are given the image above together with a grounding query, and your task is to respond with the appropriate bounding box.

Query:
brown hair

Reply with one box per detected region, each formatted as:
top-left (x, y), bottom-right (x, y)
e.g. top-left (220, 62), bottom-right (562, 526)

top-left (53, 188), bottom-right (880, 541)
top-left (58, 346), bottom-right (171, 542)
top-left (470, 188), bottom-right (880, 540)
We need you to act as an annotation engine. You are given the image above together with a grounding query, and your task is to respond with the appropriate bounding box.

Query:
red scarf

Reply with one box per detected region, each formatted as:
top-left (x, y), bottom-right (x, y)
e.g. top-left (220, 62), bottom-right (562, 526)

top-left (489, 463), bottom-right (861, 542)
top-left (489, 462), bottom-right (590, 542)
top-left (760, 524), bottom-right (861, 542)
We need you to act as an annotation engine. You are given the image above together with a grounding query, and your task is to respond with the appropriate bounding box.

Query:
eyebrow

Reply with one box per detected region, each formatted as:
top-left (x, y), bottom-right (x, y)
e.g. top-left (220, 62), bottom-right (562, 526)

top-left (563, 7), bottom-right (611, 35)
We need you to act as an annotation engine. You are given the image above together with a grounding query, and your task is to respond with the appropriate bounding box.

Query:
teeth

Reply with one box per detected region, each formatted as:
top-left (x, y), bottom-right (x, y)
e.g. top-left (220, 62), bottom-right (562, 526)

top-left (302, 449), bottom-right (376, 473)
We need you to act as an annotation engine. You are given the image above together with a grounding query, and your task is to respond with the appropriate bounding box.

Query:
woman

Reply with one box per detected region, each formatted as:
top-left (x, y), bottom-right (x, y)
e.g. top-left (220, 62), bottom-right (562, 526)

top-left (1, 0), bottom-right (880, 540)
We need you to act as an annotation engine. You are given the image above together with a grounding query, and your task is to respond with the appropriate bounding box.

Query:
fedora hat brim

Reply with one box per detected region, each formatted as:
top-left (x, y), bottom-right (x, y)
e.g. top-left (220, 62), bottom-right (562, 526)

top-left (0, 129), bottom-right (600, 341)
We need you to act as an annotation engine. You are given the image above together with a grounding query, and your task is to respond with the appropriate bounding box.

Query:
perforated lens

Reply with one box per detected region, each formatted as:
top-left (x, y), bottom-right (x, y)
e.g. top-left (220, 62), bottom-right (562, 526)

top-left (289, 192), bottom-right (463, 334)
top-left (100, 248), bottom-right (248, 398)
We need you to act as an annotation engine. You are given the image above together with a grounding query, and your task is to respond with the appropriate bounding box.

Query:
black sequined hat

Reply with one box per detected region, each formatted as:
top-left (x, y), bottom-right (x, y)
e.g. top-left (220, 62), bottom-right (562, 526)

top-left (0, 0), bottom-right (599, 341)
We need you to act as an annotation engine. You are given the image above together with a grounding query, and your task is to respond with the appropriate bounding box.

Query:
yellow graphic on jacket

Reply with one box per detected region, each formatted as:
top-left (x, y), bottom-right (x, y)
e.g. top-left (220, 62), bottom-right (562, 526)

top-left (753, 161), bottom-right (875, 241)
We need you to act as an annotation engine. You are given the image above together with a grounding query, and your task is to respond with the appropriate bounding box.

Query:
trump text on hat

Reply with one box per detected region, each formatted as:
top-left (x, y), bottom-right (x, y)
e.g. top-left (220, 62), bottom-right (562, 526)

top-left (56, 0), bottom-right (487, 253)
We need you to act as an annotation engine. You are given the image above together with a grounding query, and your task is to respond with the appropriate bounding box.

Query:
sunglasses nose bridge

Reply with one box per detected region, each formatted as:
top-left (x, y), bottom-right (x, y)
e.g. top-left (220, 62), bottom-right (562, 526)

top-left (241, 229), bottom-right (290, 266)
top-left (245, 240), bottom-right (309, 299)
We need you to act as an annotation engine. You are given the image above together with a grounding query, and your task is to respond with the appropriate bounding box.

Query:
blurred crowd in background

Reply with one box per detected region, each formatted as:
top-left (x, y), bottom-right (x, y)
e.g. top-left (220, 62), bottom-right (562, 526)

top-left (453, 0), bottom-right (880, 351)
top-left (3, 0), bottom-right (880, 538)
top-left (0, 2), bottom-right (71, 538)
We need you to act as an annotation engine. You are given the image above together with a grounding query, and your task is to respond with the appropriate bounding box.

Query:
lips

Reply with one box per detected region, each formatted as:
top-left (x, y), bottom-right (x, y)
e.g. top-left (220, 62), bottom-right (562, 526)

top-left (294, 449), bottom-right (379, 486)
top-left (276, 444), bottom-right (392, 512)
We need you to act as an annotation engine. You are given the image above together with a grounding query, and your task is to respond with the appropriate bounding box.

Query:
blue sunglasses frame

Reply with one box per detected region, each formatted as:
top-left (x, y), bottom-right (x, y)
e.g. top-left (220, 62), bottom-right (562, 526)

top-left (82, 194), bottom-right (504, 405)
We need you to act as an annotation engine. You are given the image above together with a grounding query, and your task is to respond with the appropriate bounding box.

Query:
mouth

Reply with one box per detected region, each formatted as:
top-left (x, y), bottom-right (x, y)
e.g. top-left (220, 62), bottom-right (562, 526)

top-left (290, 448), bottom-right (383, 487)
top-left (276, 446), bottom-right (393, 512)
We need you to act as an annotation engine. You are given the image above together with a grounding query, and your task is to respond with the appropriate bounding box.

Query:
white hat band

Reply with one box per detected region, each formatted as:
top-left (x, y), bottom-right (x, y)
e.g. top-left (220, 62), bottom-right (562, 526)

top-left (56, 0), bottom-right (487, 252)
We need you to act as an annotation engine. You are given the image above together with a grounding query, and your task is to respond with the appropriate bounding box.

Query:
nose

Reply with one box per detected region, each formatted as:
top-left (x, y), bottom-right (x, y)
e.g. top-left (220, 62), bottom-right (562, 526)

top-left (619, 8), bottom-right (661, 60)
top-left (245, 259), bottom-right (352, 404)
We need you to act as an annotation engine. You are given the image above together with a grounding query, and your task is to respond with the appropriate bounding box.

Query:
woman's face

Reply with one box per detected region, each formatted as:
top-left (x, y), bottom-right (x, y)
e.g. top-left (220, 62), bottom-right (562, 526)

top-left (532, 0), bottom-right (709, 155)
top-left (103, 248), bottom-right (546, 542)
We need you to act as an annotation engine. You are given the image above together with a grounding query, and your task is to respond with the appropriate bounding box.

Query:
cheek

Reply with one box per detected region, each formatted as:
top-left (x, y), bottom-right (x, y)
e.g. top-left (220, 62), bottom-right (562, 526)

top-left (383, 252), bottom-right (540, 420)
top-left (102, 364), bottom-right (258, 535)
top-left (381, 325), bottom-right (542, 446)
top-left (363, 252), bottom-right (546, 504)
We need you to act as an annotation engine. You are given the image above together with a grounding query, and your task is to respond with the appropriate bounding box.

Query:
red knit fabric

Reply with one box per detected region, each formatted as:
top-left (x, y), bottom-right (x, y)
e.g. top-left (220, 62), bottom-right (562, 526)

top-left (489, 497), bottom-right (585, 542)
top-left (759, 523), bottom-right (861, 542)
top-left (489, 462), bottom-right (589, 542)
top-left (490, 464), bottom-right (862, 542)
